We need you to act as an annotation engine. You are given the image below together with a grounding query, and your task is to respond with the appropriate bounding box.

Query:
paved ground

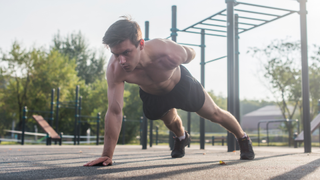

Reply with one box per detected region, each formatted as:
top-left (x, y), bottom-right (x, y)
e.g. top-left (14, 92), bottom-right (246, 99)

top-left (0, 145), bottom-right (320, 180)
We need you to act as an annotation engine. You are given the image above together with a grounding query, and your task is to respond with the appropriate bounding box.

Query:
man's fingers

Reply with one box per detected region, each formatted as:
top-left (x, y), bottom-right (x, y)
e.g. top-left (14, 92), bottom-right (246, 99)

top-left (84, 157), bottom-right (111, 166)
top-left (83, 160), bottom-right (94, 166)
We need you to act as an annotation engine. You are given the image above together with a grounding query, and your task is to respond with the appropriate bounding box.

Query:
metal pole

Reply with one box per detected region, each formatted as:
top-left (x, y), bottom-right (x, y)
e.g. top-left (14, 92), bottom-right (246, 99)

top-left (96, 113), bottom-right (100, 145)
top-left (297, 119), bottom-right (300, 134)
top-left (169, 5), bottom-right (177, 151)
top-left (156, 126), bottom-right (159, 145)
top-left (299, 0), bottom-right (311, 153)
top-left (21, 106), bottom-right (27, 145)
top-left (55, 88), bottom-right (60, 132)
top-left (187, 112), bottom-right (191, 147)
top-left (50, 89), bottom-right (55, 126)
top-left (140, 117), bottom-right (143, 145)
top-left (200, 29), bottom-right (205, 150)
top-left (150, 119), bottom-right (153, 147)
top-left (267, 122), bottom-right (269, 146)
top-left (145, 21), bottom-right (149, 41)
top-left (142, 113), bottom-right (148, 149)
top-left (258, 122), bottom-right (260, 146)
top-left (78, 96), bottom-right (82, 145)
top-left (235, 14), bottom-right (240, 151)
top-left (226, 0), bottom-right (236, 152)
top-left (288, 120), bottom-right (291, 147)
top-left (122, 116), bottom-right (126, 145)
top-left (74, 85), bottom-right (79, 145)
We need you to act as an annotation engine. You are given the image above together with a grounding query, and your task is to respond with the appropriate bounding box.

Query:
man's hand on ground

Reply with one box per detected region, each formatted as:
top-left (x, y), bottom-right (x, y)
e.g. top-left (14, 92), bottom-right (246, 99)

top-left (83, 156), bottom-right (113, 166)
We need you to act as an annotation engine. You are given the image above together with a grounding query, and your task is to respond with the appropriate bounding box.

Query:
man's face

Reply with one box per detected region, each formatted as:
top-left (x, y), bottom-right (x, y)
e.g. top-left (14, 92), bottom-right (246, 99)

top-left (110, 39), bottom-right (141, 72)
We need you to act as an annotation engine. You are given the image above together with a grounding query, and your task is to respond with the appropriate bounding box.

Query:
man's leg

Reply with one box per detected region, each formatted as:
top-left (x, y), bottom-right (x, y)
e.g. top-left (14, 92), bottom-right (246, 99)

top-left (160, 108), bottom-right (185, 137)
top-left (197, 90), bottom-right (254, 160)
top-left (160, 108), bottom-right (190, 158)
top-left (196, 90), bottom-right (244, 139)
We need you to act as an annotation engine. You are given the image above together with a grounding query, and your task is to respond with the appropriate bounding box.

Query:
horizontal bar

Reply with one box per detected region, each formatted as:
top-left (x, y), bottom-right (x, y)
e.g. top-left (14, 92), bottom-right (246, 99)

top-left (259, 119), bottom-right (298, 123)
top-left (178, 43), bottom-right (201, 47)
top-left (239, 12), bottom-right (295, 34)
top-left (125, 119), bottom-right (142, 122)
top-left (79, 120), bottom-right (98, 123)
top-left (59, 107), bottom-right (74, 109)
top-left (208, 18), bottom-right (226, 23)
top-left (5, 130), bottom-right (46, 136)
top-left (237, 2), bottom-right (298, 13)
top-left (200, 22), bottom-right (246, 30)
top-left (220, 14), bottom-right (267, 21)
top-left (191, 27), bottom-right (226, 33)
top-left (205, 56), bottom-right (227, 64)
top-left (210, 18), bottom-right (257, 26)
top-left (235, 9), bottom-right (280, 17)
top-left (182, 9), bottom-right (226, 31)
top-left (180, 30), bottom-right (227, 37)
top-left (28, 110), bottom-right (51, 114)
top-left (238, 21), bottom-right (259, 26)
top-left (78, 115), bottom-right (98, 118)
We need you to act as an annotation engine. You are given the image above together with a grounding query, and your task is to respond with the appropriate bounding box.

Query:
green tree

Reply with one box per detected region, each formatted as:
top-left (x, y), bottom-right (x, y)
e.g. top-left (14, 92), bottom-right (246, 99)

top-left (120, 83), bottom-right (143, 144)
top-left (309, 45), bottom-right (320, 118)
top-left (249, 39), bottom-right (320, 145)
top-left (52, 31), bottom-right (107, 84)
top-left (0, 41), bottom-right (81, 135)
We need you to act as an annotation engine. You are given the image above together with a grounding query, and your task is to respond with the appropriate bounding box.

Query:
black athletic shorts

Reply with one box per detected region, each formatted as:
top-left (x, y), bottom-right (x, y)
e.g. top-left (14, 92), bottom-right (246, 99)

top-left (139, 65), bottom-right (205, 120)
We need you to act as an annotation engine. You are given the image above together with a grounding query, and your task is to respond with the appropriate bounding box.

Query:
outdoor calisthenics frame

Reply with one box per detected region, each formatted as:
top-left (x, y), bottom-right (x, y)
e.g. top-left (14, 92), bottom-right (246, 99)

top-left (257, 119), bottom-right (299, 147)
top-left (141, 0), bottom-right (311, 153)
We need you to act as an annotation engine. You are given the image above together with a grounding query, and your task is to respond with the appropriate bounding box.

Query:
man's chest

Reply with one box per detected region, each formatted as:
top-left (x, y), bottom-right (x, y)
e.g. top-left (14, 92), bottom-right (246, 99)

top-left (125, 67), bottom-right (178, 86)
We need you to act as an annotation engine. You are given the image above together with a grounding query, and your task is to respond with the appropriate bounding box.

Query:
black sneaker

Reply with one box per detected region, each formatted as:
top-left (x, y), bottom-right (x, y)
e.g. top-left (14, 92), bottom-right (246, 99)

top-left (171, 131), bottom-right (191, 158)
top-left (238, 136), bottom-right (255, 160)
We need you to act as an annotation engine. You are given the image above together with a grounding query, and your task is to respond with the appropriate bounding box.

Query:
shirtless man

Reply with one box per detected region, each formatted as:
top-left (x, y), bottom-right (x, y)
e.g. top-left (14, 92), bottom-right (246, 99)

top-left (84, 17), bottom-right (254, 166)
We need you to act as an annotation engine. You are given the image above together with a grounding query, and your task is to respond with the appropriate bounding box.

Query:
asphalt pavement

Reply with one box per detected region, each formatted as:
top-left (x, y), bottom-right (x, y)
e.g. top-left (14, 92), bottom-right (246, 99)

top-left (1, 144), bottom-right (320, 179)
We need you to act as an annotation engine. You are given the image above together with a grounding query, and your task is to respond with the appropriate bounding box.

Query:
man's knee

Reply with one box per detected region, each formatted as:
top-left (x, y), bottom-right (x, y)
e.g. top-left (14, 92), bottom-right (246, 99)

top-left (161, 109), bottom-right (178, 126)
top-left (209, 108), bottom-right (225, 124)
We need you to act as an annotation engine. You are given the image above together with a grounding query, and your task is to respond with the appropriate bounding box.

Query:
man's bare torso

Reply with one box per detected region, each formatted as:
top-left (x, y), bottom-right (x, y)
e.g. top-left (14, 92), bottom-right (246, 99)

top-left (108, 39), bottom-right (183, 95)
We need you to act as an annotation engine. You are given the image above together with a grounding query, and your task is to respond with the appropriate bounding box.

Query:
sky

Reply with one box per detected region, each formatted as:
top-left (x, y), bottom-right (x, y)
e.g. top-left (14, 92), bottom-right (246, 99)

top-left (0, 0), bottom-right (319, 101)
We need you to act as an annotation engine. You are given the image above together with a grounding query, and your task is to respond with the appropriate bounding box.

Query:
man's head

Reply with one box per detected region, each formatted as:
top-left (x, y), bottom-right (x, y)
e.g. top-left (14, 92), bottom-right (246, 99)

top-left (102, 16), bottom-right (142, 48)
top-left (103, 16), bottom-right (144, 72)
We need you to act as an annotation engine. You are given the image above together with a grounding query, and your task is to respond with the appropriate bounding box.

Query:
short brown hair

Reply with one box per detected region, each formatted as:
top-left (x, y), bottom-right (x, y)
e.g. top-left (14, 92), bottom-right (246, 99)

top-left (102, 16), bottom-right (142, 48)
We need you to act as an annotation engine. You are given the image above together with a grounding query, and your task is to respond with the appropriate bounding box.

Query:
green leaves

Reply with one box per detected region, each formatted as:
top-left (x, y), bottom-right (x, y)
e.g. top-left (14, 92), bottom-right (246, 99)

top-left (52, 31), bottom-right (107, 84)
top-left (248, 39), bottom-right (320, 145)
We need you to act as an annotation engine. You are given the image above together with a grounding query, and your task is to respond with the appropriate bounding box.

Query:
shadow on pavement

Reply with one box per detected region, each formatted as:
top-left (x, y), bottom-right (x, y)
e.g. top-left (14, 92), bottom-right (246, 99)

top-left (1, 153), bottom-right (296, 179)
top-left (270, 158), bottom-right (320, 180)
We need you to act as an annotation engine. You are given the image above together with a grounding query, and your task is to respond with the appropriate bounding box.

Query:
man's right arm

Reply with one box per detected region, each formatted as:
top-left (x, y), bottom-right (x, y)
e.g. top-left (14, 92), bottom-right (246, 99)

top-left (101, 73), bottom-right (124, 159)
top-left (84, 62), bottom-right (124, 166)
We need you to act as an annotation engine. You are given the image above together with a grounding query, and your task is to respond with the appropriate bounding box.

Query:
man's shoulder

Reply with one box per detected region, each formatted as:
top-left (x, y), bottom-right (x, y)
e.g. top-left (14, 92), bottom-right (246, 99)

top-left (106, 57), bottom-right (125, 83)
top-left (147, 38), bottom-right (172, 46)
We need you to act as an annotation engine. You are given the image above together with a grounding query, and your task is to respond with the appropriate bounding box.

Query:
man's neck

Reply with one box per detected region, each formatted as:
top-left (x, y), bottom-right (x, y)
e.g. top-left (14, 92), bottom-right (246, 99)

top-left (136, 50), bottom-right (149, 69)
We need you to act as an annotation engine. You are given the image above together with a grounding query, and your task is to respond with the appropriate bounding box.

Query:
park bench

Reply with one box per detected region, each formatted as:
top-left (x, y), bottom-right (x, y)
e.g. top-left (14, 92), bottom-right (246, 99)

top-left (32, 115), bottom-right (62, 145)
top-left (294, 113), bottom-right (320, 147)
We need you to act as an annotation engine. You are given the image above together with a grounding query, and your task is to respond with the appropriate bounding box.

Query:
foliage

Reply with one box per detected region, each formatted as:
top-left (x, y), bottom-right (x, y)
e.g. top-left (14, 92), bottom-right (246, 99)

top-left (120, 83), bottom-right (143, 143)
top-left (0, 41), bottom-right (82, 135)
top-left (240, 99), bottom-right (275, 119)
top-left (309, 45), bottom-right (320, 118)
top-left (248, 39), bottom-right (320, 145)
top-left (52, 31), bottom-right (107, 84)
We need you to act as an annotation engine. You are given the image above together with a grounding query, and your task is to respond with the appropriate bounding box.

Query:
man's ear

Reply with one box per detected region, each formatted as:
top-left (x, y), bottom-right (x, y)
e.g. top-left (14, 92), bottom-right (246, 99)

top-left (139, 39), bottom-right (145, 50)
